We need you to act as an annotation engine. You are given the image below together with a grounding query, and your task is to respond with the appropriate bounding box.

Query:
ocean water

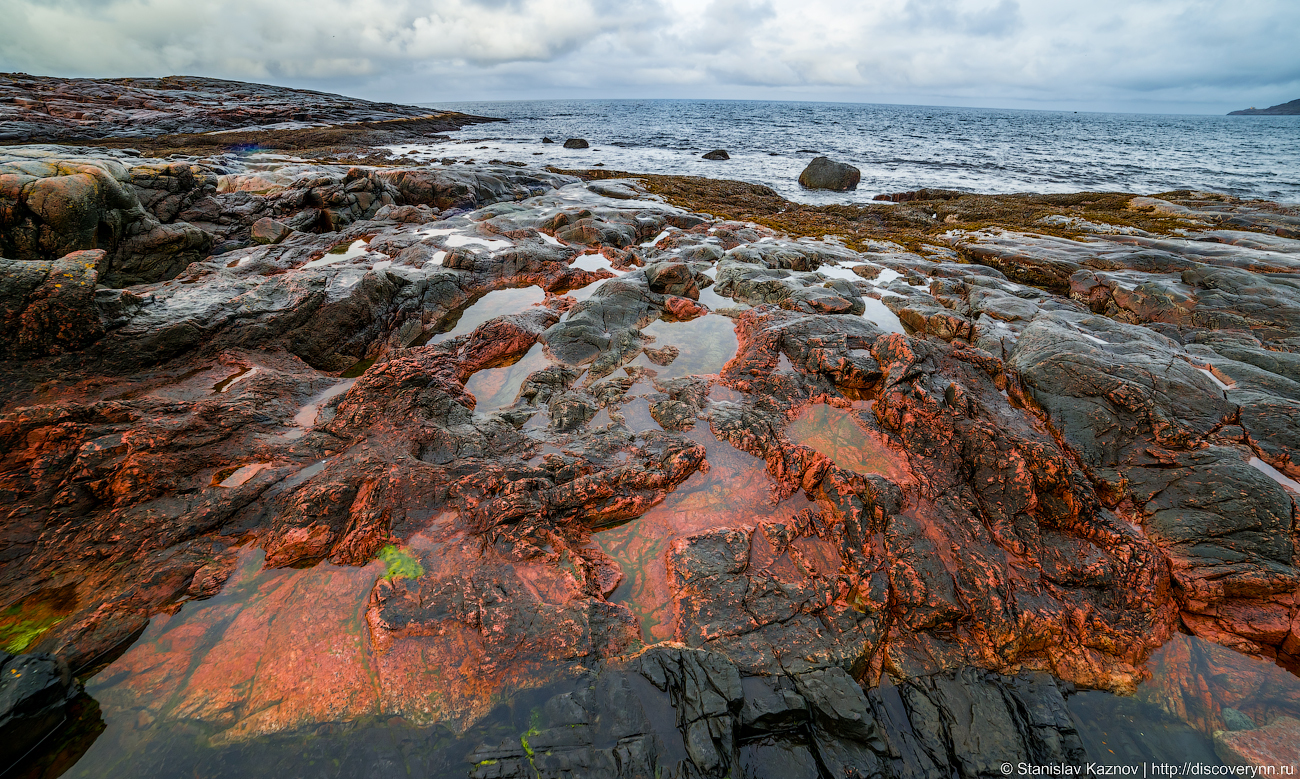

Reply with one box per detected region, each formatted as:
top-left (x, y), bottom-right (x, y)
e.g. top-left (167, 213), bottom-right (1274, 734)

top-left (411, 99), bottom-right (1300, 204)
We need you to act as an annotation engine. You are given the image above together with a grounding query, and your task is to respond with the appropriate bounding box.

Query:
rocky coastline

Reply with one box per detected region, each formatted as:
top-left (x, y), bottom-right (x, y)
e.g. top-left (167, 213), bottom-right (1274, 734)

top-left (1228, 99), bottom-right (1300, 116)
top-left (2, 76), bottom-right (1300, 778)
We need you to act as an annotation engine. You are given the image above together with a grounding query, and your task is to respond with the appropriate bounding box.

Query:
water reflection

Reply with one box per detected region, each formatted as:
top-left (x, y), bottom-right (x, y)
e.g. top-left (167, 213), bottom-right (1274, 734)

top-left (628, 314), bottom-right (739, 378)
top-left (1068, 634), bottom-right (1300, 767)
top-left (56, 549), bottom-right (381, 776)
top-left (465, 342), bottom-right (551, 411)
top-left (422, 286), bottom-right (546, 345)
top-left (594, 425), bottom-right (815, 642)
top-left (786, 401), bottom-right (906, 480)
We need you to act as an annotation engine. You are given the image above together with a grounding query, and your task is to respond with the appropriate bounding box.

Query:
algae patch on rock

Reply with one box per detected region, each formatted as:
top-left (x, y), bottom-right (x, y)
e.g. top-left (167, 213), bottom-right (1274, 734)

top-left (0, 584), bottom-right (78, 654)
top-left (378, 545), bottom-right (425, 582)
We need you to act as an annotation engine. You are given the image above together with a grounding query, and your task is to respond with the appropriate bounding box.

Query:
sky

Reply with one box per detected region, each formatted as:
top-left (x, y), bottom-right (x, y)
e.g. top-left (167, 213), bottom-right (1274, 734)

top-left (1, 0), bottom-right (1298, 114)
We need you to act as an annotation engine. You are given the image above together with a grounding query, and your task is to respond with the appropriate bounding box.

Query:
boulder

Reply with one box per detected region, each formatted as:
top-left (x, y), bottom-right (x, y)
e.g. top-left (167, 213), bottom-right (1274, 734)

top-left (0, 147), bottom-right (213, 286)
top-left (798, 156), bottom-right (861, 191)
top-left (644, 261), bottom-right (701, 299)
top-left (563, 138), bottom-right (590, 149)
top-left (542, 137), bottom-right (555, 143)
top-left (702, 149), bottom-right (730, 160)
top-left (250, 217), bottom-right (293, 245)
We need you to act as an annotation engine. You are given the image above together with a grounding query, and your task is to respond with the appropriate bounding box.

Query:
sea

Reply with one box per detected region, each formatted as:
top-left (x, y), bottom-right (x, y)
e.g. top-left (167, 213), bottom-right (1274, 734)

top-left (410, 99), bottom-right (1300, 205)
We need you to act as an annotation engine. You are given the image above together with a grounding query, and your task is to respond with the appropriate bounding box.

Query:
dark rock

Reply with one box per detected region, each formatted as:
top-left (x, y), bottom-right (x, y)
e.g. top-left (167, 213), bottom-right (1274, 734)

top-left (874, 188), bottom-right (968, 203)
top-left (798, 156), bottom-right (861, 191)
top-left (644, 261), bottom-right (701, 299)
top-left (0, 651), bottom-right (78, 766)
top-left (542, 137), bottom-right (555, 143)
top-left (739, 737), bottom-right (819, 779)
top-left (0, 73), bottom-right (476, 142)
top-left (563, 138), bottom-right (590, 149)
top-left (1222, 708), bottom-right (1256, 731)
top-left (0, 250), bottom-right (104, 359)
top-left (703, 150), bottom-right (730, 160)
top-left (1228, 98), bottom-right (1300, 116)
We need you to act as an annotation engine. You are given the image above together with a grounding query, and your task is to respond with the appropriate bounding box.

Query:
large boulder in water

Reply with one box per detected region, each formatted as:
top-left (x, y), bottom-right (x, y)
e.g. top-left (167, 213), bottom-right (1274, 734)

top-left (563, 138), bottom-right (590, 149)
top-left (798, 156), bottom-right (861, 191)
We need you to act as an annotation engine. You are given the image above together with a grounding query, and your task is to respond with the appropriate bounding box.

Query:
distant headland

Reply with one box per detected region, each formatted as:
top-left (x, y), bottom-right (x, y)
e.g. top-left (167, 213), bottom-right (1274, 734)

top-left (1228, 98), bottom-right (1300, 115)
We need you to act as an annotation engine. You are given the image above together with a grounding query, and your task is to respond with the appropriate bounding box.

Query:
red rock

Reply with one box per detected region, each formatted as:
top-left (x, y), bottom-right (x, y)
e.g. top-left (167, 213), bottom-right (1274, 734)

top-left (1214, 716), bottom-right (1300, 768)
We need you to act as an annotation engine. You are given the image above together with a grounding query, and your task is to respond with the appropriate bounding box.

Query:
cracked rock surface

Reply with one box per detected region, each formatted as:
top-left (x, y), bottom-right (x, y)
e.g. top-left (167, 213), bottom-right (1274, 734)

top-left (2, 135), bottom-right (1300, 777)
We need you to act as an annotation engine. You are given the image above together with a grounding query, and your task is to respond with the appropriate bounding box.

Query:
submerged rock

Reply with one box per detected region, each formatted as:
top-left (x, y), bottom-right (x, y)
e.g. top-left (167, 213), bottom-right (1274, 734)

top-left (1215, 717), bottom-right (1300, 768)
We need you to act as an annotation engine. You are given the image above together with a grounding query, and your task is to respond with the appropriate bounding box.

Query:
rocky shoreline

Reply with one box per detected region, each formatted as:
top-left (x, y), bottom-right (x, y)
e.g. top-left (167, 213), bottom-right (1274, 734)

top-left (2, 77), bottom-right (1300, 778)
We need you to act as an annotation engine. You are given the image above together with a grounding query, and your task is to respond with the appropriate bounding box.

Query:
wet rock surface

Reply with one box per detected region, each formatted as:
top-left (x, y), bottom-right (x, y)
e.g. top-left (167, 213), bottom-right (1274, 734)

top-left (2, 92), bottom-right (1300, 776)
top-left (0, 651), bottom-right (79, 767)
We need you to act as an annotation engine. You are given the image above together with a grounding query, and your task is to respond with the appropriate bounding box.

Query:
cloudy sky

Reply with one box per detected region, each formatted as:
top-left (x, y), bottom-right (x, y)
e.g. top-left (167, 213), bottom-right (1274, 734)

top-left (1, 0), bottom-right (1297, 114)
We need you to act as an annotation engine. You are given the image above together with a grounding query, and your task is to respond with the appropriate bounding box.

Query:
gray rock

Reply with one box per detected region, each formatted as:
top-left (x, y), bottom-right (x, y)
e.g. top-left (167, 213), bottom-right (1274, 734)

top-left (644, 261), bottom-right (701, 299)
top-left (798, 156), bottom-right (861, 191)
top-left (563, 138), bottom-right (590, 149)
top-left (1222, 708), bottom-right (1256, 731)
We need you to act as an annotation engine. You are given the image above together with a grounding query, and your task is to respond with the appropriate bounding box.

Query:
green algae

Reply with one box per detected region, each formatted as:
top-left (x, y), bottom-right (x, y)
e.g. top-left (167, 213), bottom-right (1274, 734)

top-left (1, 584), bottom-right (78, 654)
top-left (378, 545), bottom-right (424, 581)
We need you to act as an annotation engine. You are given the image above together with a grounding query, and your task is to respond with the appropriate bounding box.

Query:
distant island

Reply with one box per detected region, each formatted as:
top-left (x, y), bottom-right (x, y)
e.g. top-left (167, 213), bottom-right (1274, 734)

top-left (1228, 98), bottom-right (1300, 115)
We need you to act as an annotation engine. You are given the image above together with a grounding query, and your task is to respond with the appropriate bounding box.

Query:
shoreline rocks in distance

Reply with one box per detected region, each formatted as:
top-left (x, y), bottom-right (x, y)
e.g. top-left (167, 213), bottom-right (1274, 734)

top-left (798, 155), bottom-right (861, 191)
top-left (1228, 98), bottom-right (1300, 115)
top-left (702, 149), bottom-right (730, 160)
top-left (0, 73), bottom-right (502, 143)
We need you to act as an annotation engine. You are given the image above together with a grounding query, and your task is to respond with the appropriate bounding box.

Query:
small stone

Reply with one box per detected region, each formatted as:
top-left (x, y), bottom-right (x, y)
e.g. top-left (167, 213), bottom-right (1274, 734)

top-left (542, 137), bottom-right (555, 143)
top-left (1222, 708), bottom-right (1256, 731)
top-left (643, 345), bottom-right (680, 366)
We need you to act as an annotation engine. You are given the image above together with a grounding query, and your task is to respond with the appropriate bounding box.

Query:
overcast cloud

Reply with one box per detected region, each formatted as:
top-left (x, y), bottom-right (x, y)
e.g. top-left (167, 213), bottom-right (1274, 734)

top-left (1, 0), bottom-right (1297, 113)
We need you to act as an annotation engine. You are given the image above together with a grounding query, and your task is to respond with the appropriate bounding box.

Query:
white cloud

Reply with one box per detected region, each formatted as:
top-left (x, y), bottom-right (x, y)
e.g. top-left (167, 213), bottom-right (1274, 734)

top-left (0, 0), bottom-right (1297, 112)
